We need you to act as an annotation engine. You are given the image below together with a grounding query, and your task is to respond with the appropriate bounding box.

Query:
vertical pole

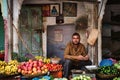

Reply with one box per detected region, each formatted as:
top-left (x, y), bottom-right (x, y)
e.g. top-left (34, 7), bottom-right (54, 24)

top-left (98, 0), bottom-right (108, 64)
top-left (13, 0), bottom-right (24, 53)
top-left (1, 0), bottom-right (9, 62)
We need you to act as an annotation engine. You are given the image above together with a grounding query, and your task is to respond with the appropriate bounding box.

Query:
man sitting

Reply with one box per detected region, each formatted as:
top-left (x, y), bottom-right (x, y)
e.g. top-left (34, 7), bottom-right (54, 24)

top-left (63, 32), bottom-right (92, 78)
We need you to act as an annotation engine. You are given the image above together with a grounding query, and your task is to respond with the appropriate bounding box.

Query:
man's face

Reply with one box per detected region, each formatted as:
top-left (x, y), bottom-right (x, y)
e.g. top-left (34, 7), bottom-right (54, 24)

top-left (72, 35), bottom-right (80, 45)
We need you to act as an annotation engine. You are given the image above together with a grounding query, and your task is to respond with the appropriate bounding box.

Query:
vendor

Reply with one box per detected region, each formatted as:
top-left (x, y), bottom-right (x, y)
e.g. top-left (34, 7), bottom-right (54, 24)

top-left (63, 32), bottom-right (92, 78)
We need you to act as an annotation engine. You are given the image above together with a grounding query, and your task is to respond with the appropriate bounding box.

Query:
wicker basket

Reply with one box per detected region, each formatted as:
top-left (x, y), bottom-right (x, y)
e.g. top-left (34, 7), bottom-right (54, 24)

top-left (96, 73), bottom-right (118, 78)
top-left (0, 73), bottom-right (19, 78)
top-left (22, 72), bottom-right (47, 78)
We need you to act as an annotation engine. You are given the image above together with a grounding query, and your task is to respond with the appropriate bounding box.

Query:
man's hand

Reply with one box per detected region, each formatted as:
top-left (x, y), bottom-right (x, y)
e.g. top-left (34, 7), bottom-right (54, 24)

top-left (84, 55), bottom-right (89, 60)
top-left (76, 55), bottom-right (84, 60)
top-left (76, 55), bottom-right (89, 60)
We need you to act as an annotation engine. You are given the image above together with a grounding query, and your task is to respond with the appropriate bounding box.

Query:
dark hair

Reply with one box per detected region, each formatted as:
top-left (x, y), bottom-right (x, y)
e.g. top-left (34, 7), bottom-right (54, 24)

top-left (72, 32), bottom-right (80, 38)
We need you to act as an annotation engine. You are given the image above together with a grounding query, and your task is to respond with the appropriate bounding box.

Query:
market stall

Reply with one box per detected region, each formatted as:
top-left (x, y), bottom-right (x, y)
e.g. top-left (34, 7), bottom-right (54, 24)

top-left (1, 56), bottom-right (120, 80)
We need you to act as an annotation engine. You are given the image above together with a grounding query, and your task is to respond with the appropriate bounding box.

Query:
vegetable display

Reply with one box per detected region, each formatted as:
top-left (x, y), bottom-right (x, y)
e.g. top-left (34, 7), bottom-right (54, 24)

top-left (97, 66), bottom-right (119, 75)
top-left (71, 75), bottom-right (91, 80)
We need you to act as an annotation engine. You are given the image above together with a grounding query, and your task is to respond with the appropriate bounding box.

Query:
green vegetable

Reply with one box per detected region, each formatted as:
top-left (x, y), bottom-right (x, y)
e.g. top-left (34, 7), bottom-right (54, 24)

top-left (97, 66), bottom-right (119, 75)
top-left (72, 75), bottom-right (91, 80)
top-left (113, 77), bottom-right (120, 80)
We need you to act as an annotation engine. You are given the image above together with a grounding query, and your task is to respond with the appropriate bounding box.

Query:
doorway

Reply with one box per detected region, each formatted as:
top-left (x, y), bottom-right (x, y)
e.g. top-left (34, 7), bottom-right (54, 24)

top-left (102, 0), bottom-right (120, 59)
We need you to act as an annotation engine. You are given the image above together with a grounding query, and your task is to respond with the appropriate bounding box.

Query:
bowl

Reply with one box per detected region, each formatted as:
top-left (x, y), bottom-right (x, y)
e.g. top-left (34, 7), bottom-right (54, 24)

top-left (85, 65), bottom-right (98, 71)
top-left (50, 57), bottom-right (61, 64)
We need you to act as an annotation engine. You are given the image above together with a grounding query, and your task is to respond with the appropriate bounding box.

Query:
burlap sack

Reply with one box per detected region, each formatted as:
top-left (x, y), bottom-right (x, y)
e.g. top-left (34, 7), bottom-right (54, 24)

top-left (87, 29), bottom-right (99, 45)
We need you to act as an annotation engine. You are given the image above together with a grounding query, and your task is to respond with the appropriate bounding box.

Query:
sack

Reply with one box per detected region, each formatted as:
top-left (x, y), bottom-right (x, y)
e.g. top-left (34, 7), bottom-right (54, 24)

top-left (87, 29), bottom-right (99, 45)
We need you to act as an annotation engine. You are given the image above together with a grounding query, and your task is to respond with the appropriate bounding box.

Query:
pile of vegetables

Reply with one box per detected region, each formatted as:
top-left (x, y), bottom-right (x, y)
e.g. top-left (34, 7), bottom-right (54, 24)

top-left (32, 75), bottom-right (68, 80)
top-left (71, 75), bottom-right (91, 80)
top-left (97, 66), bottom-right (119, 75)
